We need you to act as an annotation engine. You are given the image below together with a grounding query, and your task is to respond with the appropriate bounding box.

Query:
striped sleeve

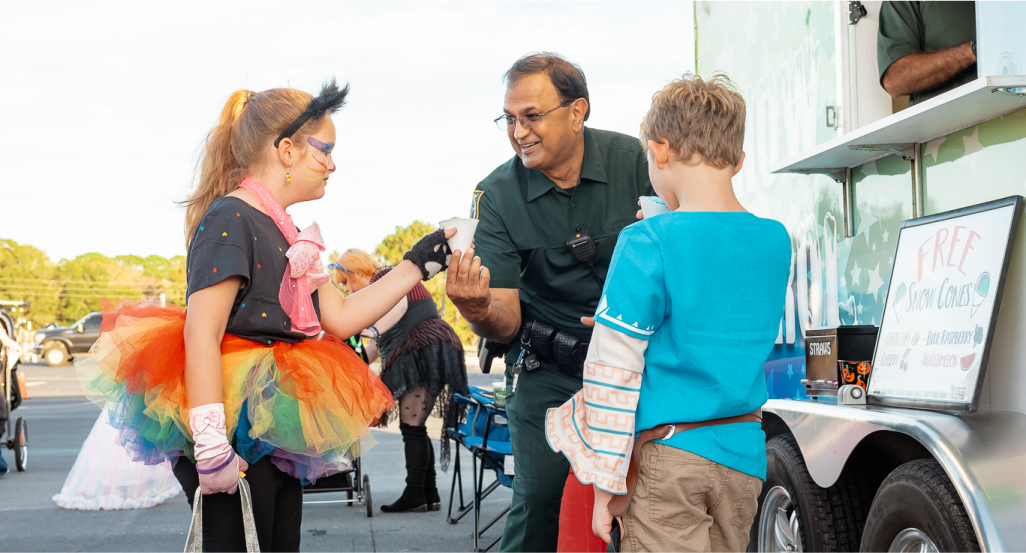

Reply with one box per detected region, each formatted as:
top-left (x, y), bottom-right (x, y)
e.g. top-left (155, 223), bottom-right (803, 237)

top-left (371, 265), bottom-right (431, 302)
top-left (545, 324), bottom-right (648, 494)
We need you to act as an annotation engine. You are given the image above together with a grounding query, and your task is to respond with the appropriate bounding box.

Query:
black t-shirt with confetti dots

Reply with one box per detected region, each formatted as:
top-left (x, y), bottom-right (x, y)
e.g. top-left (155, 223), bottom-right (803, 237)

top-left (186, 196), bottom-right (321, 345)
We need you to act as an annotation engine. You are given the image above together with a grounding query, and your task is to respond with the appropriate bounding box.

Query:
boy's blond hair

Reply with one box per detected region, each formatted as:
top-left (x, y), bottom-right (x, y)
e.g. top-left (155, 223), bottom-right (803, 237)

top-left (640, 73), bottom-right (746, 169)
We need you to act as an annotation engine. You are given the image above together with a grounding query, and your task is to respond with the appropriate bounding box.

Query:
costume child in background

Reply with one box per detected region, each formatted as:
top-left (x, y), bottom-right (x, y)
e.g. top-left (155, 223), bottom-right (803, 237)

top-left (546, 74), bottom-right (791, 552)
top-left (80, 80), bottom-right (454, 552)
top-left (331, 249), bottom-right (469, 513)
top-left (368, 263), bottom-right (468, 513)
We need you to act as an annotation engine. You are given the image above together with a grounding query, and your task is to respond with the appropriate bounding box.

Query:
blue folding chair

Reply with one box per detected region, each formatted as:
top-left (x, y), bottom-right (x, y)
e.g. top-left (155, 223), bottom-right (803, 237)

top-left (445, 386), bottom-right (513, 552)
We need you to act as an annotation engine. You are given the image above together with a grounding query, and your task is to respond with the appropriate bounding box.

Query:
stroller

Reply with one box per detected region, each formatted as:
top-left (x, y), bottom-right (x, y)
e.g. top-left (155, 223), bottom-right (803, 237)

top-left (302, 334), bottom-right (372, 516)
top-left (0, 308), bottom-right (28, 472)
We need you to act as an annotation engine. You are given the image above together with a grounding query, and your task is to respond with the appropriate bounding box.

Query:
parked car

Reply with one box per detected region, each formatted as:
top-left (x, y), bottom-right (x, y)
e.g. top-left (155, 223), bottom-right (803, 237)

top-left (32, 312), bottom-right (102, 366)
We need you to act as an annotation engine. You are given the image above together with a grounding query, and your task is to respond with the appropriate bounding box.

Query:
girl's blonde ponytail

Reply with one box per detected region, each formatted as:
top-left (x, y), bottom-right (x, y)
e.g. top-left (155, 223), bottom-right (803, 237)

top-left (183, 90), bottom-right (250, 246)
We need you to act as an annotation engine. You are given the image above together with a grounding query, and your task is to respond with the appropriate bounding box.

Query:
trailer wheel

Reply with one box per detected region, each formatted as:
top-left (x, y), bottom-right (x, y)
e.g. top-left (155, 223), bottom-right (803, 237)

top-left (859, 459), bottom-right (979, 552)
top-left (749, 434), bottom-right (864, 552)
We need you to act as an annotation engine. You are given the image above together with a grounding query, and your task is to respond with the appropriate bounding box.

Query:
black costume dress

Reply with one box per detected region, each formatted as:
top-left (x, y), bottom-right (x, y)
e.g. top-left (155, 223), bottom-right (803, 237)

top-left (371, 266), bottom-right (469, 467)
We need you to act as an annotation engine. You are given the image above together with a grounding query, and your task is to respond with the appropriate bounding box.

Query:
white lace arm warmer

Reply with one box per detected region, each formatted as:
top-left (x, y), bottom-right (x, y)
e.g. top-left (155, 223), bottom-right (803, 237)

top-left (545, 323), bottom-right (648, 494)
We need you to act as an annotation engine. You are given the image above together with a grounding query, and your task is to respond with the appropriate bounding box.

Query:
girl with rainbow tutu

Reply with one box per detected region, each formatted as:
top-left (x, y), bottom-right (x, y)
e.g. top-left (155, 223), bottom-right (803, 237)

top-left (80, 80), bottom-right (455, 552)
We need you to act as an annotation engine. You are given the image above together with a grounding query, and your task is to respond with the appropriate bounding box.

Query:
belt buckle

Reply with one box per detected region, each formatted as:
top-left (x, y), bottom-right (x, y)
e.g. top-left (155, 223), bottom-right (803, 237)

top-left (663, 424), bottom-right (677, 440)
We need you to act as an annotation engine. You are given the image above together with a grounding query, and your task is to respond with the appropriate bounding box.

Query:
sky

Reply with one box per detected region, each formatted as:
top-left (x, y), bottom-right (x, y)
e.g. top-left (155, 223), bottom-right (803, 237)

top-left (1, 1), bottom-right (695, 262)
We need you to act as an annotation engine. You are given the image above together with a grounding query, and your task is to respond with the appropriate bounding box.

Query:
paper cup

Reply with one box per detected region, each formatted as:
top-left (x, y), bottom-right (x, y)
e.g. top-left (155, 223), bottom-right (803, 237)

top-left (439, 218), bottom-right (479, 254)
top-left (640, 196), bottom-right (670, 218)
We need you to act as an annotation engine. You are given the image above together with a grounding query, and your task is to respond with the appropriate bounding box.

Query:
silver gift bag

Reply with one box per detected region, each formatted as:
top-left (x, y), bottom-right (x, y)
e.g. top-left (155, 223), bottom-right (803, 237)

top-left (184, 477), bottom-right (260, 553)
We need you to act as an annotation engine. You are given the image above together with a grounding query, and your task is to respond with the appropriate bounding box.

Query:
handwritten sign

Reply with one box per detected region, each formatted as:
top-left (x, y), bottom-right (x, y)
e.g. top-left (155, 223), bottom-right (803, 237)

top-left (870, 197), bottom-right (1022, 411)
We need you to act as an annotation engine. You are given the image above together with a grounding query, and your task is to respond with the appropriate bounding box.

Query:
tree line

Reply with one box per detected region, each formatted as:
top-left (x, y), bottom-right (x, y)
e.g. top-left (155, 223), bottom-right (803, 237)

top-left (0, 239), bottom-right (185, 328)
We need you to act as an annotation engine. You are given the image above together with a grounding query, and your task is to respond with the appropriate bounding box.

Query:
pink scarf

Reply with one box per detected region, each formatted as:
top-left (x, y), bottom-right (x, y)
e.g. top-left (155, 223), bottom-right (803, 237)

top-left (238, 177), bottom-right (329, 336)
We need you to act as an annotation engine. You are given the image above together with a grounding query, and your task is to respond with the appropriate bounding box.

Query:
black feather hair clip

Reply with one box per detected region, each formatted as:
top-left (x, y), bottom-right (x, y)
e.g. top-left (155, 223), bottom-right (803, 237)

top-left (273, 78), bottom-right (350, 147)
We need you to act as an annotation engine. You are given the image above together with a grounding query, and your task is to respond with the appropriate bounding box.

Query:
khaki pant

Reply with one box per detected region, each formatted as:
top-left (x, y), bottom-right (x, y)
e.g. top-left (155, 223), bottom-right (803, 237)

top-left (621, 443), bottom-right (760, 552)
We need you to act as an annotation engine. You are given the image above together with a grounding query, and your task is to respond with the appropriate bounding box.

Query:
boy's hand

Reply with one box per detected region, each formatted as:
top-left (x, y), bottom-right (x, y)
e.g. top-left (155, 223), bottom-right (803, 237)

top-left (580, 316), bottom-right (595, 327)
top-left (592, 486), bottom-right (616, 544)
top-left (636, 199), bottom-right (643, 220)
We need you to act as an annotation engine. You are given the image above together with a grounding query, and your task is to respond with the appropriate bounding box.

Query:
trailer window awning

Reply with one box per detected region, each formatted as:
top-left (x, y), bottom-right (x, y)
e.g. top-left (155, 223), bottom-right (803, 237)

top-left (770, 76), bottom-right (1026, 176)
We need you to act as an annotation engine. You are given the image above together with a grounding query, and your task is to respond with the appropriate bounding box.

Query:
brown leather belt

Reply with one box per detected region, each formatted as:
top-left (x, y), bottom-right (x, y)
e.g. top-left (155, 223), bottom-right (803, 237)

top-left (608, 409), bottom-right (763, 516)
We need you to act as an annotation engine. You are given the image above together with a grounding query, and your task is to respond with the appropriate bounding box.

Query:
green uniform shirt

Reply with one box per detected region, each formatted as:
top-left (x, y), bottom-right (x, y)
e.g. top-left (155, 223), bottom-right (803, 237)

top-left (878, 1), bottom-right (977, 105)
top-left (471, 126), bottom-right (654, 348)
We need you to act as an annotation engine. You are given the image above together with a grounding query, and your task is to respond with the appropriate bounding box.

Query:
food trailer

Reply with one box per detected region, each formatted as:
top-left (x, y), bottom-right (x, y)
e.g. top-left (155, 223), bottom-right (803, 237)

top-left (695, 2), bottom-right (1026, 550)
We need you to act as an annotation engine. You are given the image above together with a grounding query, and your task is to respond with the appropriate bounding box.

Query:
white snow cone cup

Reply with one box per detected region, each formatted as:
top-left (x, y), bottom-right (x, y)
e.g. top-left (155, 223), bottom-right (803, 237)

top-left (640, 196), bottom-right (670, 218)
top-left (439, 218), bottom-right (479, 255)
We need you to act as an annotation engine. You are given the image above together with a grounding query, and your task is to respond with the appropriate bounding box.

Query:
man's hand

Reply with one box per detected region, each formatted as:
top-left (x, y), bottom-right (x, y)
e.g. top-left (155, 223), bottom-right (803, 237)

top-left (446, 246), bottom-right (521, 341)
top-left (445, 245), bottom-right (492, 322)
top-left (592, 486), bottom-right (616, 544)
top-left (581, 316), bottom-right (595, 327)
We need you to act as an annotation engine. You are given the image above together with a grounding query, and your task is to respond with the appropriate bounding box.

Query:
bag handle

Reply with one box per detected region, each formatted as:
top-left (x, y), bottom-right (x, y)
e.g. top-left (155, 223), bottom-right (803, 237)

top-left (184, 477), bottom-right (260, 553)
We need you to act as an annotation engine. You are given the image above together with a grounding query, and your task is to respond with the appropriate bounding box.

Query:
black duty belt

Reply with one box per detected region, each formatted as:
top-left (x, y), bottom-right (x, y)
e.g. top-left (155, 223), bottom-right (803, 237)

top-left (516, 320), bottom-right (589, 379)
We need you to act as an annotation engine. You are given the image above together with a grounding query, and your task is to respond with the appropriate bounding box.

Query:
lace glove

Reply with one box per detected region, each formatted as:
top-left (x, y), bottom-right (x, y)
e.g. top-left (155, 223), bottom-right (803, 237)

top-left (190, 403), bottom-right (249, 495)
top-left (402, 229), bottom-right (452, 280)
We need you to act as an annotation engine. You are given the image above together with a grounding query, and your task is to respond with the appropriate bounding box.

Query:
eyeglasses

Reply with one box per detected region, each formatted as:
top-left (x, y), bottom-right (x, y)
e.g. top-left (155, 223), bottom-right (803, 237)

top-left (494, 100), bottom-right (572, 131)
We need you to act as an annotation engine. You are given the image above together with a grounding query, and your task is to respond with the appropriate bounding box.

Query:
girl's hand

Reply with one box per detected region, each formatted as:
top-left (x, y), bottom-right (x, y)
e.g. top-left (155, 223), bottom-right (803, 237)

top-left (198, 451), bottom-right (249, 495)
top-left (190, 403), bottom-right (249, 495)
top-left (402, 229), bottom-right (456, 280)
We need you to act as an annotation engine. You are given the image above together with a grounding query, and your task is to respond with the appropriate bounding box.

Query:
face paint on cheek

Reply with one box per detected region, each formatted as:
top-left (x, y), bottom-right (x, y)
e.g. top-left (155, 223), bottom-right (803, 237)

top-left (304, 154), bottom-right (328, 182)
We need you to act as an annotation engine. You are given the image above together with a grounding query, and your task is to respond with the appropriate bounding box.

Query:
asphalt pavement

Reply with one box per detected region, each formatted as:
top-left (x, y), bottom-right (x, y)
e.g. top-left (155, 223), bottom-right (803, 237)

top-left (3, 355), bottom-right (512, 552)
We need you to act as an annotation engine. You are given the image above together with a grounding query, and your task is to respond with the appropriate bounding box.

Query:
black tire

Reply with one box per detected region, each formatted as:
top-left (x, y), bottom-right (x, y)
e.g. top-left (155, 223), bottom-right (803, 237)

top-left (9, 367), bottom-right (22, 411)
top-left (364, 475), bottom-right (373, 518)
top-left (860, 459), bottom-right (979, 552)
top-left (14, 418), bottom-right (27, 472)
top-left (42, 342), bottom-right (69, 367)
top-left (748, 434), bottom-right (865, 552)
top-left (347, 488), bottom-right (354, 506)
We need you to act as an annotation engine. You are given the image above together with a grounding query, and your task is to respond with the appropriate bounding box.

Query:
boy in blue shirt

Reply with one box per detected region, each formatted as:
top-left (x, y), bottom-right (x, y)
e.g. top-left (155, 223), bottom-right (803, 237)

top-left (546, 74), bottom-right (791, 551)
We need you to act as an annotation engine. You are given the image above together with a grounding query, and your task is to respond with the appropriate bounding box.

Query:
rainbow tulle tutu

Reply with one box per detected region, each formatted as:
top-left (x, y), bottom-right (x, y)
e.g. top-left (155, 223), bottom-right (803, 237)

top-left (79, 301), bottom-right (395, 483)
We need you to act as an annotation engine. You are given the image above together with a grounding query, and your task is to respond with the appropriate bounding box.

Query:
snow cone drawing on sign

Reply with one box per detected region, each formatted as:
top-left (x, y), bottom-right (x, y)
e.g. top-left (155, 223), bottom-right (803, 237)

top-left (971, 272), bottom-right (990, 317)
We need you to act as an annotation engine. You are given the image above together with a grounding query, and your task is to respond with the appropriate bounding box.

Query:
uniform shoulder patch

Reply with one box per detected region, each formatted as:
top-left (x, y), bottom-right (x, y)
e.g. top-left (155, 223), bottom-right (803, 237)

top-left (470, 189), bottom-right (485, 219)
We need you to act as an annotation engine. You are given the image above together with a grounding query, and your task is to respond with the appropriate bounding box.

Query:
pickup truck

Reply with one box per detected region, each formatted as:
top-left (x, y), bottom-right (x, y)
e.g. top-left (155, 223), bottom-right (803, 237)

top-left (33, 312), bottom-right (102, 366)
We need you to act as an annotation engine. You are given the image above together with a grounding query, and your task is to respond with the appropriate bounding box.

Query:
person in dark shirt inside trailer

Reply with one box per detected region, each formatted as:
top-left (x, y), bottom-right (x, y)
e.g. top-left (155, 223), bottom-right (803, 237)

top-left (877, 1), bottom-right (977, 105)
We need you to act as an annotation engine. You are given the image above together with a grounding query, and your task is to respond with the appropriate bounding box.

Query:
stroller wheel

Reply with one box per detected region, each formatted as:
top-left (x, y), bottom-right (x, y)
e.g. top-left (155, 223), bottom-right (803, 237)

top-left (14, 418), bottom-right (27, 472)
top-left (347, 489), bottom-right (354, 506)
top-left (364, 475), bottom-right (373, 518)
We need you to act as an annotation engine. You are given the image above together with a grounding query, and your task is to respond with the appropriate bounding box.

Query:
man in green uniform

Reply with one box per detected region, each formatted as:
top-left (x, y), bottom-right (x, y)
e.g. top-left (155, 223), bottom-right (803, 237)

top-left (445, 53), bottom-right (653, 552)
top-left (878, 1), bottom-right (977, 105)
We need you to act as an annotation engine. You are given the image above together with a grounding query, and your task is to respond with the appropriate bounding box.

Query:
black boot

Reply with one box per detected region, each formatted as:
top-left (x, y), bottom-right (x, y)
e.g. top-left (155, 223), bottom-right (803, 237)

top-left (381, 423), bottom-right (429, 513)
top-left (425, 438), bottom-right (440, 511)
